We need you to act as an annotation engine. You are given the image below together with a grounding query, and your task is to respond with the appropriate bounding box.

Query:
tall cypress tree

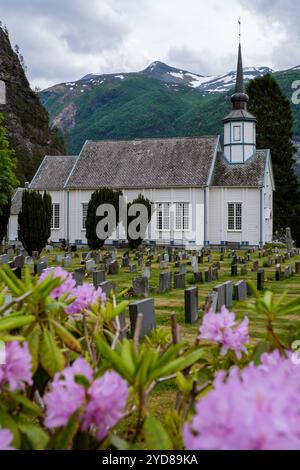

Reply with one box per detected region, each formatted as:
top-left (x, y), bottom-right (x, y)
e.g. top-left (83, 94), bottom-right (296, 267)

top-left (0, 113), bottom-right (19, 243)
top-left (18, 190), bottom-right (52, 255)
top-left (127, 194), bottom-right (152, 250)
top-left (247, 74), bottom-right (300, 243)
top-left (86, 188), bottom-right (122, 249)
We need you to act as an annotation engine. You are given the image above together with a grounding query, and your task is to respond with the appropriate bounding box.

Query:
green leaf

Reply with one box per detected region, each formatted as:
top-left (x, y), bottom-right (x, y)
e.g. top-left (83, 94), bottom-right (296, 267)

top-left (144, 416), bottom-right (173, 450)
top-left (95, 335), bottom-right (133, 382)
top-left (9, 392), bottom-right (43, 417)
top-left (151, 348), bottom-right (208, 380)
top-left (40, 328), bottom-right (65, 377)
top-left (0, 409), bottom-right (20, 448)
top-left (50, 412), bottom-right (80, 450)
top-left (50, 319), bottom-right (82, 353)
top-left (16, 420), bottom-right (49, 450)
top-left (253, 341), bottom-right (270, 366)
top-left (110, 435), bottom-right (136, 450)
top-left (27, 327), bottom-right (41, 375)
top-left (0, 315), bottom-right (35, 332)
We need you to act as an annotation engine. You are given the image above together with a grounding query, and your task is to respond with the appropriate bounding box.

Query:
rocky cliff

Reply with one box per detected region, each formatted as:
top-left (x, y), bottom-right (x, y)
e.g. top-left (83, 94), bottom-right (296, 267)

top-left (0, 26), bottom-right (65, 184)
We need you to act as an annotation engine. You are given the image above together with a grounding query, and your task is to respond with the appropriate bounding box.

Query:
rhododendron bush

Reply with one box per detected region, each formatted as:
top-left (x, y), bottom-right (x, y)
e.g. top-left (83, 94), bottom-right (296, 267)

top-left (0, 265), bottom-right (300, 450)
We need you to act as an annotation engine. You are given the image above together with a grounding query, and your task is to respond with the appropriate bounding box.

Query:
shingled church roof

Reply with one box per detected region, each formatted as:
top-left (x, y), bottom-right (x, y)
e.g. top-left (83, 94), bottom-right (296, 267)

top-left (30, 155), bottom-right (77, 190)
top-left (211, 150), bottom-right (269, 187)
top-left (64, 137), bottom-right (220, 189)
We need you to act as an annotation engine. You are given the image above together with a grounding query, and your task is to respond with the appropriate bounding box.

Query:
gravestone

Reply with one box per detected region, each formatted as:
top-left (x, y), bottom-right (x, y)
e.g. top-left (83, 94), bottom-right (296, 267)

top-left (71, 245), bottom-right (77, 252)
top-left (284, 266), bottom-right (292, 278)
top-left (224, 281), bottom-right (233, 308)
top-left (72, 268), bottom-right (85, 286)
top-left (99, 281), bottom-right (116, 298)
top-left (174, 273), bottom-right (185, 289)
top-left (234, 280), bottom-right (247, 301)
top-left (45, 245), bottom-right (53, 253)
top-left (257, 269), bottom-right (265, 291)
top-left (179, 263), bottom-right (186, 274)
top-left (184, 287), bottom-right (199, 324)
top-left (213, 284), bottom-right (226, 312)
top-left (63, 256), bottom-right (72, 269)
top-left (56, 254), bottom-right (63, 263)
top-left (122, 257), bottom-right (130, 268)
top-left (253, 261), bottom-right (259, 272)
top-left (132, 277), bottom-right (149, 297)
top-left (194, 272), bottom-right (203, 284)
top-left (160, 260), bottom-right (168, 270)
top-left (93, 270), bottom-right (106, 287)
top-left (25, 256), bottom-right (34, 265)
top-left (211, 267), bottom-right (219, 281)
top-left (275, 264), bottom-right (281, 281)
top-left (85, 259), bottom-right (95, 272)
top-left (35, 261), bottom-right (47, 276)
top-left (286, 227), bottom-right (293, 253)
top-left (240, 265), bottom-right (247, 275)
top-left (13, 255), bottom-right (25, 269)
top-left (143, 266), bottom-right (151, 279)
top-left (231, 264), bottom-right (238, 276)
top-left (129, 298), bottom-right (156, 339)
top-left (129, 264), bottom-right (137, 273)
top-left (206, 291), bottom-right (218, 313)
top-left (295, 261), bottom-right (300, 274)
top-left (40, 256), bottom-right (48, 265)
top-left (204, 268), bottom-right (212, 283)
top-left (108, 260), bottom-right (119, 275)
top-left (198, 255), bottom-right (203, 264)
top-left (159, 272), bottom-right (172, 294)
top-left (0, 254), bottom-right (9, 265)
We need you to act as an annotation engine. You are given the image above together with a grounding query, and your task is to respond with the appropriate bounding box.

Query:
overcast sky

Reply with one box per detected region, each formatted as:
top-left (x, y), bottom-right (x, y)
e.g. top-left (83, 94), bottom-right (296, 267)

top-left (0, 0), bottom-right (298, 89)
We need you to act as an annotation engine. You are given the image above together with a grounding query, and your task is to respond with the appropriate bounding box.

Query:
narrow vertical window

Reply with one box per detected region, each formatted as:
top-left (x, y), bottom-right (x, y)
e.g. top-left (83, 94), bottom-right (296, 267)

top-left (51, 204), bottom-right (60, 229)
top-left (156, 203), bottom-right (170, 230)
top-left (233, 125), bottom-right (241, 142)
top-left (82, 203), bottom-right (88, 229)
top-left (176, 203), bottom-right (189, 230)
top-left (228, 203), bottom-right (242, 231)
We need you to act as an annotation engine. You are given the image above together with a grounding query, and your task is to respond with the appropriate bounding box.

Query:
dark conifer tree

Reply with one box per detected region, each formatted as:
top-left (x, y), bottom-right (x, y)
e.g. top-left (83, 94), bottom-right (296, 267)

top-left (86, 188), bottom-right (122, 249)
top-left (127, 194), bottom-right (152, 250)
top-left (18, 190), bottom-right (52, 255)
top-left (247, 74), bottom-right (300, 243)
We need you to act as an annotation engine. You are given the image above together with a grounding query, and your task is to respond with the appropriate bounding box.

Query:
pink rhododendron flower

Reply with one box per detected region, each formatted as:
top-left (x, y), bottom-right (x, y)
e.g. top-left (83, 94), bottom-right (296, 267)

top-left (184, 351), bottom-right (300, 450)
top-left (0, 341), bottom-right (32, 391)
top-left (39, 267), bottom-right (76, 299)
top-left (66, 284), bottom-right (106, 315)
top-left (198, 306), bottom-right (249, 359)
top-left (81, 371), bottom-right (129, 440)
top-left (0, 428), bottom-right (15, 451)
top-left (44, 358), bottom-right (93, 429)
top-left (44, 361), bottom-right (128, 441)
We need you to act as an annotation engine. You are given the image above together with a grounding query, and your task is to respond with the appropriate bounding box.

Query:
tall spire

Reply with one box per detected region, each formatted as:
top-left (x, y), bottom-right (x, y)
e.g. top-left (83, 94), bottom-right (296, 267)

top-left (231, 18), bottom-right (249, 110)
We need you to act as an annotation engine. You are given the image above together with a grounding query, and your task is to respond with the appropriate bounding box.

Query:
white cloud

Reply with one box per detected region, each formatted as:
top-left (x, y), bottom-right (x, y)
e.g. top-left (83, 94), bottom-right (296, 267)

top-left (0, 0), bottom-right (293, 88)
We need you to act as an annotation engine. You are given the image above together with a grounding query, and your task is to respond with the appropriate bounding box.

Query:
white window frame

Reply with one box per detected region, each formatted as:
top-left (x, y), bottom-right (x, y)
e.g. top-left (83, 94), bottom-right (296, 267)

top-left (82, 203), bottom-right (89, 230)
top-left (228, 202), bottom-right (242, 232)
top-left (51, 203), bottom-right (60, 230)
top-left (175, 203), bottom-right (190, 231)
top-left (233, 125), bottom-right (241, 142)
top-left (156, 203), bottom-right (170, 231)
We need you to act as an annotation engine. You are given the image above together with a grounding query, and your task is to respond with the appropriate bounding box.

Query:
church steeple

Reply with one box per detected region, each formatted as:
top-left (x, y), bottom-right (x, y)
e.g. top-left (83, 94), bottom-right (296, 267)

top-left (223, 21), bottom-right (257, 163)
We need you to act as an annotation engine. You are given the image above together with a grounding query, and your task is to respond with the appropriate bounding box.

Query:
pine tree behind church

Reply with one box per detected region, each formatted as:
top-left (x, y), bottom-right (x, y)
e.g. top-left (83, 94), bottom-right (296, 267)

top-left (18, 191), bottom-right (52, 255)
top-left (247, 74), bottom-right (300, 243)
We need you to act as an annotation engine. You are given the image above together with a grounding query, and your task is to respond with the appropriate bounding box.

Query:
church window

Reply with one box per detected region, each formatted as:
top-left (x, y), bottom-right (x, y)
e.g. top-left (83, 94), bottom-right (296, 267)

top-left (233, 125), bottom-right (241, 141)
top-left (156, 203), bottom-right (170, 230)
top-left (228, 203), bottom-right (242, 231)
top-left (82, 203), bottom-right (88, 229)
top-left (175, 203), bottom-right (189, 230)
top-left (51, 204), bottom-right (60, 230)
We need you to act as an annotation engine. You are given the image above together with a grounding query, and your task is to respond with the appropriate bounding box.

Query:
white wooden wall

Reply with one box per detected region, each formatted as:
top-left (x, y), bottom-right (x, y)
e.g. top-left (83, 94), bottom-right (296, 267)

top-left (66, 187), bottom-right (205, 247)
top-left (209, 187), bottom-right (261, 246)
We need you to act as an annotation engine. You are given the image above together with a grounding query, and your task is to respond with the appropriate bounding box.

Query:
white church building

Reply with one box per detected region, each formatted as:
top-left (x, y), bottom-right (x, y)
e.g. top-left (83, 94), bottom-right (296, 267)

top-left (9, 43), bottom-right (275, 248)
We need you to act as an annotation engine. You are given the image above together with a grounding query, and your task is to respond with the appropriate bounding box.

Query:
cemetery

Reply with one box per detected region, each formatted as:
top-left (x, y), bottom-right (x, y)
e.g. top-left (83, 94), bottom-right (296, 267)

top-left (1, 243), bottom-right (300, 347)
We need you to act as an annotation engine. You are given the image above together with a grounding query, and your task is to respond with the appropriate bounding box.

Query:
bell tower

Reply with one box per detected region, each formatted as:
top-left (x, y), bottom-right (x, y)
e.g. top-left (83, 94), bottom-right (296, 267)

top-left (223, 20), bottom-right (257, 163)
